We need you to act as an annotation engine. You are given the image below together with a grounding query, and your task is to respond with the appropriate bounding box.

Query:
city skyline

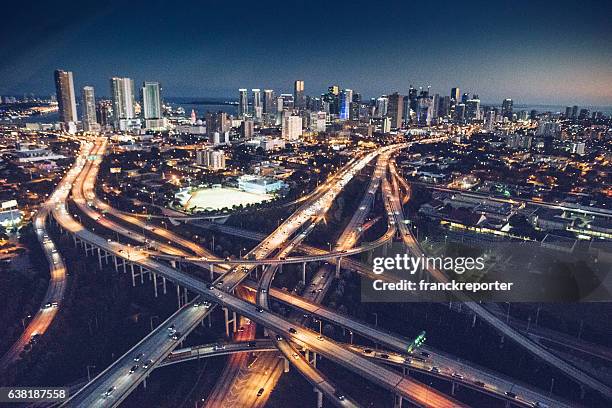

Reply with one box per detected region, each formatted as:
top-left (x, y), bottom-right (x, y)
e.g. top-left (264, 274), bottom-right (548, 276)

top-left (1, 0), bottom-right (611, 105)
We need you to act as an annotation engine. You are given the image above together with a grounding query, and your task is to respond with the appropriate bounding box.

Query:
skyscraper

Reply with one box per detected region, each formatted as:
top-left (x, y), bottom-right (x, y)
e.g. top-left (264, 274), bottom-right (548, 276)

top-left (263, 89), bottom-right (275, 114)
top-left (450, 87), bottom-right (460, 103)
top-left (110, 77), bottom-right (135, 126)
top-left (387, 92), bottom-right (404, 129)
top-left (294, 80), bottom-right (305, 110)
top-left (238, 89), bottom-right (248, 117)
top-left (141, 82), bottom-right (162, 120)
top-left (339, 89), bottom-right (353, 120)
top-left (501, 98), bottom-right (513, 120)
top-left (54, 70), bottom-right (78, 125)
top-left (81, 86), bottom-right (98, 132)
top-left (465, 98), bottom-right (481, 121)
top-left (252, 89), bottom-right (262, 119)
top-left (324, 85), bottom-right (340, 115)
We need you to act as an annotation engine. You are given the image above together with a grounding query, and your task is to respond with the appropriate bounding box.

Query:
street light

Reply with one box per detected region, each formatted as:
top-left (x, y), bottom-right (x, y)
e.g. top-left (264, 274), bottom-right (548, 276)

top-left (87, 365), bottom-right (96, 382)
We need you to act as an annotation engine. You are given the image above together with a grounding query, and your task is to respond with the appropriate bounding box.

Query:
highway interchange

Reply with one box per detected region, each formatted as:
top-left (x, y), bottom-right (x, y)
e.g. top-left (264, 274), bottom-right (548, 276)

top-left (4, 135), bottom-right (609, 407)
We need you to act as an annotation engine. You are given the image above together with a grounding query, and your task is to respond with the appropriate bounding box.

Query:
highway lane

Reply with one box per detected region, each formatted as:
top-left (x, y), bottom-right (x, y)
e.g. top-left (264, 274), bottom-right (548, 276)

top-left (73, 139), bottom-right (564, 406)
top-left (78, 138), bottom-right (382, 406)
top-left (54, 186), bottom-right (467, 407)
top-left (61, 298), bottom-right (212, 408)
top-left (248, 283), bottom-right (575, 408)
top-left (388, 162), bottom-right (612, 400)
top-left (0, 142), bottom-right (94, 372)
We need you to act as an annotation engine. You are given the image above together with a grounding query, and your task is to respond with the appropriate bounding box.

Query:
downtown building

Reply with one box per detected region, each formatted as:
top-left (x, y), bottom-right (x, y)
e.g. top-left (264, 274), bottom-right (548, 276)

top-left (54, 69), bottom-right (78, 132)
top-left (141, 81), bottom-right (166, 130)
top-left (110, 77), bottom-right (141, 131)
top-left (196, 148), bottom-right (226, 170)
top-left (81, 86), bottom-right (100, 132)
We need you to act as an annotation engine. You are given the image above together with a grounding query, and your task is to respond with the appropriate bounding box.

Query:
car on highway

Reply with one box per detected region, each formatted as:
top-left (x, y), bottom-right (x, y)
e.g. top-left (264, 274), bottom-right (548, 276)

top-left (170, 331), bottom-right (181, 340)
top-left (102, 386), bottom-right (116, 398)
top-left (363, 349), bottom-right (373, 354)
top-left (505, 391), bottom-right (518, 399)
top-left (275, 335), bottom-right (283, 341)
top-left (451, 372), bottom-right (464, 380)
top-left (292, 353), bottom-right (300, 360)
top-left (257, 388), bottom-right (264, 397)
top-left (334, 391), bottom-right (346, 401)
top-left (256, 306), bottom-right (264, 313)
top-left (142, 359), bottom-right (153, 369)
top-left (129, 365), bottom-right (139, 374)
top-left (133, 353), bottom-right (144, 362)
top-left (288, 327), bottom-right (297, 334)
top-left (213, 344), bottom-right (226, 351)
top-left (248, 341), bottom-right (257, 347)
top-left (379, 354), bottom-right (389, 359)
top-left (430, 366), bottom-right (440, 373)
top-left (474, 380), bottom-right (486, 387)
top-left (167, 324), bottom-right (176, 333)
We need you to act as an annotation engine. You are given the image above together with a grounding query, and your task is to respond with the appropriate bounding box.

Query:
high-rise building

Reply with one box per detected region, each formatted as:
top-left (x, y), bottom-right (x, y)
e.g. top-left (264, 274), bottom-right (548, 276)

top-left (485, 110), bottom-right (496, 131)
top-left (465, 98), bottom-right (481, 121)
top-left (408, 86), bottom-right (418, 119)
top-left (324, 85), bottom-right (340, 115)
top-left (110, 77), bottom-right (136, 126)
top-left (564, 106), bottom-right (572, 118)
top-left (416, 92), bottom-right (434, 126)
top-left (196, 149), bottom-right (226, 170)
top-left (375, 97), bottom-right (388, 118)
top-left (141, 81), bottom-right (162, 120)
top-left (96, 100), bottom-right (113, 128)
top-left (54, 70), bottom-right (78, 125)
top-left (206, 111), bottom-right (230, 137)
top-left (241, 119), bottom-right (254, 139)
top-left (81, 86), bottom-right (98, 132)
top-left (282, 114), bottom-right (302, 140)
top-left (387, 92), bottom-right (404, 129)
top-left (501, 98), bottom-right (513, 120)
top-left (280, 94), bottom-right (294, 110)
top-left (339, 89), bottom-right (353, 120)
top-left (450, 87), bottom-right (460, 103)
top-left (308, 111), bottom-right (327, 132)
top-left (252, 89), bottom-right (262, 119)
top-left (263, 89), bottom-right (275, 114)
top-left (571, 105), bottom-right (579, 119)
top-left (382, 116), bottom-right (391, 133)
top-left (294, 80), bottom-right (305, 110)
top-left (438, 96), bottom-right (450, 118)
top-left (238, 88), bottom-right (248, 117)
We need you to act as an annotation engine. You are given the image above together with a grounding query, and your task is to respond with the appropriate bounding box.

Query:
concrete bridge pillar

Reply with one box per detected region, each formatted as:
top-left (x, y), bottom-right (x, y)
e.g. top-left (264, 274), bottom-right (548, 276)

top-left (153, 273), bottom-right (158, 297)
top-left (139, 265), bottom-right (144, 283)
top-left (113, 256), bottom-right (119, 272)
top-left (176, 284), bottom-right (182, 308)
top-left (162, 276), bottom-right (167, 294)
top-left (223, 307), bottom-right (237, 337)
top-left (335, 256), bottom-right (343, 279)
top-left (131, 264), bottom-right (136, 287)
top-left (302, 262), bottom-right (307, 284)
top-left (283, 357), bottom-right (290, 373)
top-left (393, 394), bottom-right (403, 408)
top-left (97, 247), bottom-right (103, 269)
top-left (209, 264), bottom-right (214, 281)
top-left (451, 381), bottom-right (456, 396)
top-left (314, 388), bottom-right (323, 408)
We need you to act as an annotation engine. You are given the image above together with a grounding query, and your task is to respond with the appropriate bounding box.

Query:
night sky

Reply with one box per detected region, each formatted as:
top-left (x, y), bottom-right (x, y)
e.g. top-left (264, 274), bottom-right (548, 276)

top-left (1, 0), bottom-right (611, 105)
